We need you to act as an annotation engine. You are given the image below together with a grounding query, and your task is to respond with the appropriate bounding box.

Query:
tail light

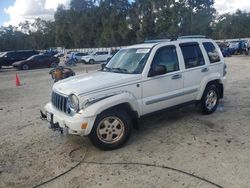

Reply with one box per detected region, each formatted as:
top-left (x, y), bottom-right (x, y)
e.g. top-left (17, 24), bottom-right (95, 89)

top-left (223, 63), bottom-right (227, 76)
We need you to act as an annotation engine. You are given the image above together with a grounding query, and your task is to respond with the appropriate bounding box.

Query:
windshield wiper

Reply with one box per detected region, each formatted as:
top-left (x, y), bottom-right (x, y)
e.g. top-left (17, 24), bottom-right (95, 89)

top-left (109, 67), bottom-right (128, 73)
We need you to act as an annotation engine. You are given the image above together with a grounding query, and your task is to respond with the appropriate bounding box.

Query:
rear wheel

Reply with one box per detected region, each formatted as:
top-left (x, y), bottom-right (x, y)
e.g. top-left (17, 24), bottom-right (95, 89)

top-left (89, 109), bottom-right (132, 150)
top-left (22, 64), bottom-right (29, 70)
top-left (200, 85), bottom-right (219, 114)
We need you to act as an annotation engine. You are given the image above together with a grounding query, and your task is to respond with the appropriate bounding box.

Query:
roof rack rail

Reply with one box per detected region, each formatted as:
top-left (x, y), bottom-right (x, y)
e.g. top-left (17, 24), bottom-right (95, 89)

top-left (144, 39), bottom-right (171, 43)
top-left (178, 35), bottom-right (207, 39)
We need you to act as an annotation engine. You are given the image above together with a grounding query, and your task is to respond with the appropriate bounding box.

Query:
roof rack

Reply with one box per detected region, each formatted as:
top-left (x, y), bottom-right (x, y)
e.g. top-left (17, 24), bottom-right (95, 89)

top-left (178, 35), bottom-right (207, 39)
top-left (144, 39), bottom-right (171, 43)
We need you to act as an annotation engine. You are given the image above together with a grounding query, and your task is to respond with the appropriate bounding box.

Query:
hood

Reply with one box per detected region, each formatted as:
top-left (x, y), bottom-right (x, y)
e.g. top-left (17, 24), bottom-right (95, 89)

top-left (53, 71), bottom-right (141, 96)
top-left (12, 60), bottom-right (29, 66)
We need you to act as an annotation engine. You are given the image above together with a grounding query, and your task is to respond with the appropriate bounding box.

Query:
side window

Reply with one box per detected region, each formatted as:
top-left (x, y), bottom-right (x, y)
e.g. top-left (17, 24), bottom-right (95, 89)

top-left (180, 43), bottom-right (205, 69)
top-left (203, 42), bottom-right (220, 63)
top-left (96, 52), bottom-right (102, 55)
top-left (6, 52), bottom-right (14, 58)
top-left (152, 46), bottom-right (179, 74)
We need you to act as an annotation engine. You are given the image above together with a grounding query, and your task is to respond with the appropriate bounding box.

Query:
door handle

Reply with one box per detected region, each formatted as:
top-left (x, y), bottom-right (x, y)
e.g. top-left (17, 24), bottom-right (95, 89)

top-left (171, 74), bottom-right (182, 80)
top-left (201, 68), bottom-right (209, 72)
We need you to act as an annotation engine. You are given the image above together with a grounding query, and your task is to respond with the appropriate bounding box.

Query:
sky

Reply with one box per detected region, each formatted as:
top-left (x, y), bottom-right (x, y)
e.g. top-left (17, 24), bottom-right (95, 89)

top-left (0, 0), bottom-right (250, 27)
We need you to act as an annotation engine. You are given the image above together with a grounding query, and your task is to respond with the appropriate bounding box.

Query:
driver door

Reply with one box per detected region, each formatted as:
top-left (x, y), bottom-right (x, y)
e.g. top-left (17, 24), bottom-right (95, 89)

top-left (142, 45), bottom-right (184, 115)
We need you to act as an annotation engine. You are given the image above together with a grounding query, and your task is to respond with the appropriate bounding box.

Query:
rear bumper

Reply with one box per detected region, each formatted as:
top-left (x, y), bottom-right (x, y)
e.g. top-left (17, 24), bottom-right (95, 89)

top-left (43, 102), bottom-right (96, 136)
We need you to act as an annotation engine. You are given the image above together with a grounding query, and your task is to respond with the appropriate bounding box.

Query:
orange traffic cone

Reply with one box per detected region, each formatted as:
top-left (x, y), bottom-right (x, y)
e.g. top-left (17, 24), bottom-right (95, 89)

top-left (15, 73), bottom-right (20, 86)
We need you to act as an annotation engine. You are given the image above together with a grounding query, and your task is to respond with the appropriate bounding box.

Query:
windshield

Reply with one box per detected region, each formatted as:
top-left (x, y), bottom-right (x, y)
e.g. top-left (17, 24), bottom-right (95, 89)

top-left (0, 52), bottom-right (6, 57)
top-left (103, 48), bottom-right (150, 74)
top-left (27, 55), bottom-right (39, 60)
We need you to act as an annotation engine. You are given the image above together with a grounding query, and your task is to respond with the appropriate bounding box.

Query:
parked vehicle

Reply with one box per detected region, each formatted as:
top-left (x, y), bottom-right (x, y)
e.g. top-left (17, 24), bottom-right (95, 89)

top-left (41, 36), bottom-right (226, 150)
top-left (13, 54), bottom-right (59, 70)
top-left (43, 50), bottom-right (58, 57)
top-left (74, 52), bottom-right (89, 62)
top-left (217, 42), bottom-right (232, 57)
top-left (81, 50), bottom-right (112, 64)
top-left (229, 40), bottom-right (247, 55)
top-left (0, 50), bottom-right (39, 69)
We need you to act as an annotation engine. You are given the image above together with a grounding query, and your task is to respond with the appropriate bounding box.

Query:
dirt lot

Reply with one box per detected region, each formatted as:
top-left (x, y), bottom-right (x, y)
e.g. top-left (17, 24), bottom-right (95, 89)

top-left (0, 56), bottom-right (250, 188)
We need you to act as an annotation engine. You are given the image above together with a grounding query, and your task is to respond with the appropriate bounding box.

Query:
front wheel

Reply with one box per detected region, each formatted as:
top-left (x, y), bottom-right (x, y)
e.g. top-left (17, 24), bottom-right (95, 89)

top-left (200, 85), bottom-right (219, 114)
top-left (89, 109), bottom-right (132, 150)
top-left (22, 64), bottom-right (29, 70)
top-left (89, 59), bottom-right (95, 64)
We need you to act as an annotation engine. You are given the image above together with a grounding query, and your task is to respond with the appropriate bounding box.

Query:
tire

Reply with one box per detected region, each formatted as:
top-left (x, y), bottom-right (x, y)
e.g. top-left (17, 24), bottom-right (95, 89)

top-left (200, 85), bottom-right (219, 114)
top-left (22, 64), bottom-right (29, 70)
top-left (89, 109), bottom-right (132, 150)
top-left (51, 62), bottom-right (58, 68)
top-left (89, 59), bottom-right (95, 64)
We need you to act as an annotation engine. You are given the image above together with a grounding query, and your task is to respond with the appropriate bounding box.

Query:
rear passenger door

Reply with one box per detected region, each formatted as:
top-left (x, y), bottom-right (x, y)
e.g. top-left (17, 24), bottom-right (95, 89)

top-left (180, 42), bottom-right (208, 101)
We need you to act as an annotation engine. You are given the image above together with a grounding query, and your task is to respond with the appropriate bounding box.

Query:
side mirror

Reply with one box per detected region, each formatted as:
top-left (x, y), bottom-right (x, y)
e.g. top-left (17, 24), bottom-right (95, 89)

top-left (150, 65), bottom-right (167, 77)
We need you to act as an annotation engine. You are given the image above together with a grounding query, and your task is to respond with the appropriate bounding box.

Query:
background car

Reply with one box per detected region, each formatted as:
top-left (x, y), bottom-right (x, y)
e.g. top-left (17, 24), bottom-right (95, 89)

top-left (0, 50), bottom-right (39, 69)
top-left (12, 54), bottom-right (59, 70)
top-left (65, 52), bottom-right (89, 63)
top-left (81, 50), bottom-right (112, 64)
top-left (74, 52), bottom-right (89, 62)
top-left (43, 50), bottom-right (58, 56)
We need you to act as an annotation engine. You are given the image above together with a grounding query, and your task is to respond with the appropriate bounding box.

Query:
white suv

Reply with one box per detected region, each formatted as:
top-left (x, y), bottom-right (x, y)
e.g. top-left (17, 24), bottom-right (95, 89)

top-left (42, 36), bottom-right (226, 150)
top-left (81, 50), bottom-right (112, 64)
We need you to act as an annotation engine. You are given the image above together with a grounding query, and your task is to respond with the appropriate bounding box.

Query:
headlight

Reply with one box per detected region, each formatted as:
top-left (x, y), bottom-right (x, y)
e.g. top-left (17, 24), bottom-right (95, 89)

top-left (67, 94), bottom-right (79, 112)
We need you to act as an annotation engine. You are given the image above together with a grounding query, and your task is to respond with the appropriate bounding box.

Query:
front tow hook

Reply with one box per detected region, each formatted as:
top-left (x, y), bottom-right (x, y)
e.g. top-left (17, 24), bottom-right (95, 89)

top-left (39, 110), bottom-right (63, 134)
top-left (40, 110), bottom-right (47, 120)
top-left (49, 122), bottom-right (63, 134)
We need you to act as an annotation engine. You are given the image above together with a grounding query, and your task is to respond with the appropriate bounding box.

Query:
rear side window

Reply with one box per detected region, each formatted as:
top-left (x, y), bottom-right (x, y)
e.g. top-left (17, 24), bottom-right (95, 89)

top-left (180, 43), bottom-right (205, 69)
top-left (152, 46), bottom-right (179, 73)
top-left (203, 42), bottom-right (220, 63)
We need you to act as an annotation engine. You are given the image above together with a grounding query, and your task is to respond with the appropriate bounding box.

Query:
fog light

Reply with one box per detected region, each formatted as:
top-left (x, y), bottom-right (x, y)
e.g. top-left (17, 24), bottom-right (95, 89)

top-left (81, 122), bottom-right (88, 129)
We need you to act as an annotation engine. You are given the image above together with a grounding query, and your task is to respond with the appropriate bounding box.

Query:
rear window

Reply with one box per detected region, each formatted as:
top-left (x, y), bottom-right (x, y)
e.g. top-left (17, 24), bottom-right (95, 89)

top-left (180, 43), bottom-right (205, 69)
top-left (203, 42), bottom-right (220, 63)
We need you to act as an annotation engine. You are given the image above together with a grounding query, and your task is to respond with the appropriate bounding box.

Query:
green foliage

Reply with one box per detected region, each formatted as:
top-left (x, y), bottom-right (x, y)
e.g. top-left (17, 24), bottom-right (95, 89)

top-left (0, 0), bottom-right (249, 51)
top-left (213, 10), bottom-right (250, 39)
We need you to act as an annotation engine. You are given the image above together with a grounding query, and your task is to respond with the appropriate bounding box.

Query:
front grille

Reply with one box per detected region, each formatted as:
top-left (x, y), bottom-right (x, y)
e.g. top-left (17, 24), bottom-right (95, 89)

top-left (51, 91), bottom-right (68, 113)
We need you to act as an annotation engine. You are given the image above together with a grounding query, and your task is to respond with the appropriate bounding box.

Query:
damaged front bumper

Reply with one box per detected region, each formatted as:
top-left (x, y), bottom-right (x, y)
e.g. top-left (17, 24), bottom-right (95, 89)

top-left (40, 103), bottom-right (95, 136)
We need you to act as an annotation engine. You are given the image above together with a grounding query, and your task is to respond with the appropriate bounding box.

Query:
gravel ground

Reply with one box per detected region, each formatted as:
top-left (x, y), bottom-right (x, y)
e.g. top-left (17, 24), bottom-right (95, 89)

top-left (0, 56), bottom-right (250, 188)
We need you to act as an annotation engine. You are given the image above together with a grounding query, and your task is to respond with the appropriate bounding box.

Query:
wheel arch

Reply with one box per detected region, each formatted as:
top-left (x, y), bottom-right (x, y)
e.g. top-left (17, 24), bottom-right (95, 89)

top-left (83, 92), bottom-right (141, 133)
top-left (99, 103), bottom-right (139, 130)
top-left (197, 74), bottom-right (224, 100)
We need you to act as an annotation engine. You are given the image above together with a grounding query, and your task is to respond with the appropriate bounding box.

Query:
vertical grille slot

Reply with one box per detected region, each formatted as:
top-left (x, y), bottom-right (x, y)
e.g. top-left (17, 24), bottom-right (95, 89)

top-left (51, 91), bottom-right (68, 113)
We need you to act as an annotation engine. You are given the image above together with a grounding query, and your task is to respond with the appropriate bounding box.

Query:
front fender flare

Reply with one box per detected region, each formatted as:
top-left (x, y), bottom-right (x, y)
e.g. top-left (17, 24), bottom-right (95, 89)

top-left (83, 92), bottom-right (140, 117)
